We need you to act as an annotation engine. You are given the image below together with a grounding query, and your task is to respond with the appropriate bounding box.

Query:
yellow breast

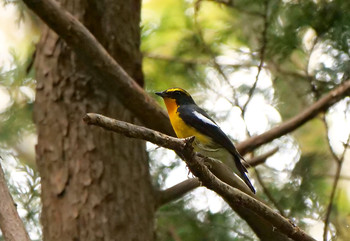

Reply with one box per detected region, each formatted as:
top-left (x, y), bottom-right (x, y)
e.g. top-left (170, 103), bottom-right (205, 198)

top-left (163, 98), bottom-right (211, 145)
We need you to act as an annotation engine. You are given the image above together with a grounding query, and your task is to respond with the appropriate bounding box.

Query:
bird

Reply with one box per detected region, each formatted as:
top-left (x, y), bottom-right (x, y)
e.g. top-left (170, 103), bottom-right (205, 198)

top-left (156, 87), bottom-right (255, 194)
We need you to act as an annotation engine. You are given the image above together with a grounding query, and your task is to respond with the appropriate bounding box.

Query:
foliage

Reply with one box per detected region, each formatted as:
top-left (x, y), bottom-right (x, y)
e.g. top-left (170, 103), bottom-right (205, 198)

top-left (0, 2), bottom-right (40, 240)
top-left (156, 198), bottom-right (256, 241)
top-left (142, 0), bottom-right (350, 240)
top-left (1, 0), bottom-right (350, 240)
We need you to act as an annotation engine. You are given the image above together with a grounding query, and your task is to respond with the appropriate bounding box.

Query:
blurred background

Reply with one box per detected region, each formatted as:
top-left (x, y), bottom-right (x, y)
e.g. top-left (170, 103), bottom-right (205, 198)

top-left (0, 0), bottom-right (349, 240)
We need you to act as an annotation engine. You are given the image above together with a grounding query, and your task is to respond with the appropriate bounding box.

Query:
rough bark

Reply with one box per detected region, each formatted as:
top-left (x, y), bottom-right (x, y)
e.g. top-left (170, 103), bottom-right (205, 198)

top-left (33, 1), bottom-right (154, 240)
top-left (0, 162), bottom-right (30, 241)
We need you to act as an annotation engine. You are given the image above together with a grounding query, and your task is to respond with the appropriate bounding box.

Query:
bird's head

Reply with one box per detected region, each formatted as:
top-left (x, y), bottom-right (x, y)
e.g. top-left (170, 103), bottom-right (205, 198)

top-left (156, 88), bottom-right (195, 105)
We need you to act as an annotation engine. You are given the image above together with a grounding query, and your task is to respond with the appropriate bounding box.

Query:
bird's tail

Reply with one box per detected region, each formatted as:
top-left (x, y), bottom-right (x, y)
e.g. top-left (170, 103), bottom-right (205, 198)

top-left (232, 153), bottom-right (256, 194)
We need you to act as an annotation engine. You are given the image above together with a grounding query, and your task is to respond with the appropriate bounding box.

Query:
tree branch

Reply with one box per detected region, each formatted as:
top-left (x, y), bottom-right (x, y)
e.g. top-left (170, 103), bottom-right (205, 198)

top-left (237, 81), bottom-right (350, 155)
top-left (155, 178), bottom-right (200, 209)
top-left (322, 115), bottom-right (350, 241)
top-left (247, 147), bottom-right (278, 167)
top-left (84, 113), bottom-right (316, 241)
top-left (242, 0), bottom-right (269, 115)
top-left (155, 147), bottom-right (277, 208)
top-left (22, 0), bottom-right (174, 136)
top-left (0, 160), bottom-right (31, 241)
top-left (254, 167), bottom-right (286, 217)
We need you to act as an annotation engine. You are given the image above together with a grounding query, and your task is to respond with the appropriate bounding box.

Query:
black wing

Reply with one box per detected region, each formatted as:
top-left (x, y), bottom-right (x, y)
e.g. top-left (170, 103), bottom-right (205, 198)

top-left (178, 104), bottom-right (256, 194)
top-left (178, 104), bottom-right (242, 160)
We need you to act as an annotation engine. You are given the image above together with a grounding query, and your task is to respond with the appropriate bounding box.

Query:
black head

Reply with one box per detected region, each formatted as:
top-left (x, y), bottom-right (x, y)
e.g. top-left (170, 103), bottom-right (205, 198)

top-left (155, 88), bottom-right (195, 105)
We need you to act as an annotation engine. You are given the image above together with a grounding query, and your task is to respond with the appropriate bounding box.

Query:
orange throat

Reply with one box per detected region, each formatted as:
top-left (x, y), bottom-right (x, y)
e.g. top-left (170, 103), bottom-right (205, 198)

top-left (163, 97), bottom-right (210, 144)
top-left (163, 98), bottom-right (182, 136)
top-left (163, 98), bottom-right (178, 118)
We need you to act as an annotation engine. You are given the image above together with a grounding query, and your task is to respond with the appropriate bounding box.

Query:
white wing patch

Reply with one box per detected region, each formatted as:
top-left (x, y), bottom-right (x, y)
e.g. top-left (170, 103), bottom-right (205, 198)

top-left (193, 111), bottom-right (218, 127)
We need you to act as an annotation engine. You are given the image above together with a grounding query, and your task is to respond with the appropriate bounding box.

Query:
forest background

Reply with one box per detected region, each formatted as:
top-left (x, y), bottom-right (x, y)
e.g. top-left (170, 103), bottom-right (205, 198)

top-left (0, 0), bottom-right (350, 240)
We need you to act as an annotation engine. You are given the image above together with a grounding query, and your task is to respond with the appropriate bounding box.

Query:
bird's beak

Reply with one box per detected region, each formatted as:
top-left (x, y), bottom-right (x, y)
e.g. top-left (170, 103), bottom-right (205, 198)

top-left (155, 91), bottom-right (166, 97)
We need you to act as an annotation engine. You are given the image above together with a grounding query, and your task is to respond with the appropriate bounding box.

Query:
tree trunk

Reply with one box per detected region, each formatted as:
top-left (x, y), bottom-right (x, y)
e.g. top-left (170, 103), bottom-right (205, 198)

top-left (33, 1), bottom-right (154, 240)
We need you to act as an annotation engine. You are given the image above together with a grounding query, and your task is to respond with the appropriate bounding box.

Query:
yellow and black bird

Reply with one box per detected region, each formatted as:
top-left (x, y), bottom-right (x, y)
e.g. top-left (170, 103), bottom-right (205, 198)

top-left (156, 87), bottom-right (255, 194)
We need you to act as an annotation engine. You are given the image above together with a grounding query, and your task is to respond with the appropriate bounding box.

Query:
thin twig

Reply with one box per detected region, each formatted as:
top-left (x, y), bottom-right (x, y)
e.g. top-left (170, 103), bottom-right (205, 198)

top-left (167, 225), bottom-right (183, 241)
top-left (314, 174), bottom-right (350, 181)
top-left (247, 147), bottom-right (278, 167)
top-left (305, 36), bottom-right (320, 99)
top-left (234, 1), bottom-right (280, 205)
top-left (322, 110), bottom-right (350, 241)
top-left (200, 81), bottom-right (238, 107)
top-left (194, 0), bottom-right (239, 106)
top-left (254, 167), bottom-right (286, 217)
top-left (242, 0), bottom-right (269, 115)
top-left (155, 178), bottom-right (200, 208)
top-left (323, 141), bottom-right (349, 241)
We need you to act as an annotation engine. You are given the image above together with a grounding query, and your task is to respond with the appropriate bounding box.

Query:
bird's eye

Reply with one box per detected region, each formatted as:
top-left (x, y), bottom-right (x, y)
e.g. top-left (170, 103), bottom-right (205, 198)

top-left (174, 91), bottom-right (181, 95)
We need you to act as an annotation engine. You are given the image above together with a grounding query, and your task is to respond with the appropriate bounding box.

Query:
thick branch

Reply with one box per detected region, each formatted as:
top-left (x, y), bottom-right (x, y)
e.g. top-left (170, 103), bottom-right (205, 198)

top-left (0, 160), bottom-right (31, 241)
top-left (237, 81), bottom-right (350, 154)
top-left (23, 0), bottom-right (174, 136)
top-left (84, 113), bottom-right (316, 241)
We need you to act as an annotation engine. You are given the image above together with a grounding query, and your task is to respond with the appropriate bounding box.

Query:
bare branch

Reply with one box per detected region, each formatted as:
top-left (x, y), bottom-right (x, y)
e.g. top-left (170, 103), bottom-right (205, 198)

top-left (84, 113), bottom-right (316, 241)
top-left (156, 148), bottom-right (277, 207)
top-left (254, 167), bottom-right (286, 217)
top-left (305, 36), bottom-right (320, 99)
top-left (167, 225), bottom-right (183, 241)
top-left (322, 115), bottom-right (350, 241)
top-left (0, 160), bottom-right (31, 241)
top-left (242, 0), bottom-right (269, 115)
top-left (155, 178), bottom-right (200, 208)
top-left (247, 147), bottom-right (278, 167)
top-left (237, 81), bottom-right (350, 155)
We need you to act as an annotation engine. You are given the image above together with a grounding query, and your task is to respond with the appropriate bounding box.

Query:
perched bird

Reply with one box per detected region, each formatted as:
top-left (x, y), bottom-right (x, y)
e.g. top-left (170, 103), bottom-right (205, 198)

top-left (156, 87), bottom-right (255, 194)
